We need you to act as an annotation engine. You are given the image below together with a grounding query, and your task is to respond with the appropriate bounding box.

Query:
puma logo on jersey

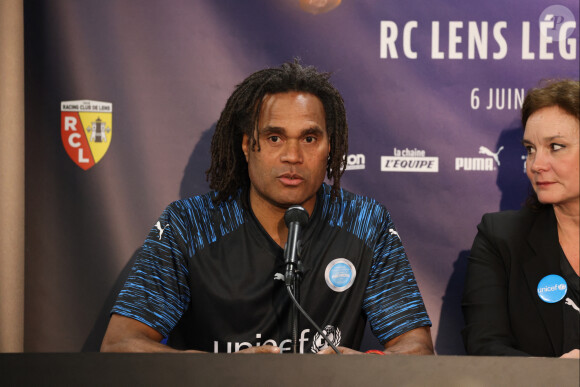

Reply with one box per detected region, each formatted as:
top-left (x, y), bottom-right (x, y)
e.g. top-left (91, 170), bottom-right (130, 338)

top-left (565, 297), bottom-right (580, 313)
top-left (154, 221), bottom-right (169, 240)
top-left (389, 228), bottom-right (400, 239)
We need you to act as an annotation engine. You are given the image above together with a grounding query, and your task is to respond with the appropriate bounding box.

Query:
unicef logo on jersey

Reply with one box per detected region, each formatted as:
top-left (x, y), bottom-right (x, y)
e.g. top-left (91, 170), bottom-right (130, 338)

top-left (325, 258), bottom-right (356, 292)
top-left (310, 325), bottom-right (342, 353)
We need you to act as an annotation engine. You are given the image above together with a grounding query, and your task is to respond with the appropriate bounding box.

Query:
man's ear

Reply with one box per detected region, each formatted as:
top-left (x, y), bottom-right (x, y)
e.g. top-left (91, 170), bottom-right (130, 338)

top-left (242, 133), bottom-right (250, 162)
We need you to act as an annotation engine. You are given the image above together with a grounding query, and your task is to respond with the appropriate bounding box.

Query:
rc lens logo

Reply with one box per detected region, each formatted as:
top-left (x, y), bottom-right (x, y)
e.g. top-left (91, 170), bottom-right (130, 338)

top-left (61, 100), bottom-right (112, 170)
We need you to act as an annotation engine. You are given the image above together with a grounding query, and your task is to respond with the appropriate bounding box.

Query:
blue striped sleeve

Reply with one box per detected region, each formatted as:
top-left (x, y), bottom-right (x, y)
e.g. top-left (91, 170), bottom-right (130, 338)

top-left (112, 203), bottom-right (192, 337)
top-left (362, 207), bottom-right (431, 344)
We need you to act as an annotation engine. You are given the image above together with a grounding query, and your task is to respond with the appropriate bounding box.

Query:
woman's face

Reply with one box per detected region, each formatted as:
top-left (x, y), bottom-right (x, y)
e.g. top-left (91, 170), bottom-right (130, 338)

top-left (523, 106), bottom-right (579, 209)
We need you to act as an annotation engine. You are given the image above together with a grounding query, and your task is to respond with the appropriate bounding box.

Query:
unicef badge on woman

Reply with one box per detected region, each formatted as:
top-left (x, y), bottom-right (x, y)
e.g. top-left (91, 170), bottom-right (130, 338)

top-left (537, 274), bottom-right (567, 303)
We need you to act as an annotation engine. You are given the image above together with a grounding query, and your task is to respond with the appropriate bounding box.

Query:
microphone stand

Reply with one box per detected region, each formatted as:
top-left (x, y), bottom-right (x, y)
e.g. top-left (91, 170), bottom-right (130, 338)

top-left (284, 205), bottom-right (338, 354)
top-left (291, 260), bottom-right (303, 354)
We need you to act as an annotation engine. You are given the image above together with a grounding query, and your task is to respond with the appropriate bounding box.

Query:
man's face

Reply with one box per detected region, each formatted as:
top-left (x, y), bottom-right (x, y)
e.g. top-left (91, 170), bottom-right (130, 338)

top-left (242, 91), bottom-right (330, 215)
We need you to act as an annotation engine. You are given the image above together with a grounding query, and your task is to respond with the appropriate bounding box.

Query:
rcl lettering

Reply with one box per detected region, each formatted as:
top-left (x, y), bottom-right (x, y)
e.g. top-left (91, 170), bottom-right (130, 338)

top-left (64, 117), bottom-right (89, 163)
top-left (61, 113), bottom-right (95, 170)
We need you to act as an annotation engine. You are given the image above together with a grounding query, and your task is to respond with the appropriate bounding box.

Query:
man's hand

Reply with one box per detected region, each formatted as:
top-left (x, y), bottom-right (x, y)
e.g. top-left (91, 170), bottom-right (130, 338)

top-left (313, 327), bottom-right (433, 355)
top-left (316, 346), bottom-right (362, 355)
top-left (560, 349), bottom-right (580, 359)
top-left (102, 315), bottom-right (285, 353)
top-left (383, 326), bottom-right (433, 355)
top-left (234, 345), bottom-right (281, 354)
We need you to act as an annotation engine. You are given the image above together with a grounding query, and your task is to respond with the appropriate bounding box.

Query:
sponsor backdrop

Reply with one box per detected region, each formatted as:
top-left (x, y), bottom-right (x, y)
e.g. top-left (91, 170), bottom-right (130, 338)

top-left (24, 0), bottom-right (579, 353)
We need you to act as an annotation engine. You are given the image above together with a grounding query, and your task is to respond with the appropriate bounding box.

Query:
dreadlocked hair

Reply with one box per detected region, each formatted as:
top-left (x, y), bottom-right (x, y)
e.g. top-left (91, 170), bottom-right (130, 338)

top-left (206, 59), bottom-right (348, 204)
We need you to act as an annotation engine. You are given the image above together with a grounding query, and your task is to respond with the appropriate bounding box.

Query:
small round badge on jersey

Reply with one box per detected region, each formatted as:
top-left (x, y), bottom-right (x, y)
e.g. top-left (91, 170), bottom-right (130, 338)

top-left (325, 258), bottom-right (356, 292)
top-left (537, 274), bottom-right (567, 303)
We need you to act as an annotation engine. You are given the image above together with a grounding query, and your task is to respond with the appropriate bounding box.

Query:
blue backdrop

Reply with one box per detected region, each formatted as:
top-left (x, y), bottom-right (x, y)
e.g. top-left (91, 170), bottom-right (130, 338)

top-left (24, 0), bottom-right (579, 353)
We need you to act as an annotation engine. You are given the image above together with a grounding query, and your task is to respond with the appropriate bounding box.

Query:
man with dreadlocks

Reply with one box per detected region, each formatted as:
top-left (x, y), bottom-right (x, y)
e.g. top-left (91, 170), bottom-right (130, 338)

top-left (101, 60), bottom-right (433, 355)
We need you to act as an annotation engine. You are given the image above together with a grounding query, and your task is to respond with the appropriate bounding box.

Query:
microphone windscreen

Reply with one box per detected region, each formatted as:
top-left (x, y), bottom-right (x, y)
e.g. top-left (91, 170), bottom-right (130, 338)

top-left (284, 206), bottom-right (309, 227)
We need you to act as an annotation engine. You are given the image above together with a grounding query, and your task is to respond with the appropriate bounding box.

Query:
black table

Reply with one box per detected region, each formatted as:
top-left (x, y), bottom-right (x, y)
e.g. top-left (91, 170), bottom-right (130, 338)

top-left (1, 353), bottom-right (578, 386)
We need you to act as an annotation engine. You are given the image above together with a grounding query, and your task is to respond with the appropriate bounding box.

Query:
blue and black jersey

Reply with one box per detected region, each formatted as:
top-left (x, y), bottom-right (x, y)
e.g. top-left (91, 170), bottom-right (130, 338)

top-left (112, 183), bottom-right (431, 353)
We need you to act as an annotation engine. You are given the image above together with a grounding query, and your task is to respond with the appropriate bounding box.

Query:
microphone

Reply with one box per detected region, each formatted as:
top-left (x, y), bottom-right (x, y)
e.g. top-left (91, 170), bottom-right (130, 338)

top-left (284, 205), bottom-right (309, 285)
